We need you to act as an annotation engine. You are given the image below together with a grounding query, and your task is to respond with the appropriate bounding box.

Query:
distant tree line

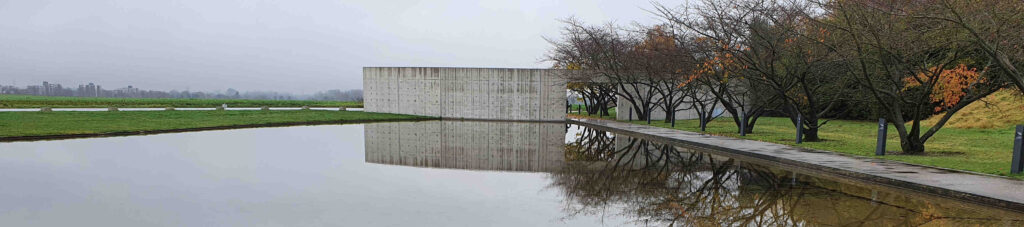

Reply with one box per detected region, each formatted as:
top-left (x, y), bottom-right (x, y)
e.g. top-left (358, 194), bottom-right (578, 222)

top-left (546, 0), bottom-right (1023, 154)
top-left (0, 81), bottom-right (363, 102)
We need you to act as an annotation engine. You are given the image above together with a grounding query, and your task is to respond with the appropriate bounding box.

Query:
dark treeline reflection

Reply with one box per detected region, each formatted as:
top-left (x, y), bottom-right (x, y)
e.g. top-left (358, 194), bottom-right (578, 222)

top-left (553, 126), bottom-right (1024, 226)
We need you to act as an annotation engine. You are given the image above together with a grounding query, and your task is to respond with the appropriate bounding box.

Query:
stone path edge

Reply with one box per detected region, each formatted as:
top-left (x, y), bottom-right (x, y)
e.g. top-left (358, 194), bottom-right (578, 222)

top-left (568, 118), bottom-right (1024, 213)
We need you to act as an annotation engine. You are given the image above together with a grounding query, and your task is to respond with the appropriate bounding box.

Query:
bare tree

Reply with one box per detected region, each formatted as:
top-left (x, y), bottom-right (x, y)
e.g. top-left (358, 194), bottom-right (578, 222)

top-left (813, 0), bottom-right (1010, 154)
top-left (546, 18), bottom-right (664, 121)
top-left (925, 1), bottom-right (1024, 94)
top-left (655, 0), bottom-right (782, 134)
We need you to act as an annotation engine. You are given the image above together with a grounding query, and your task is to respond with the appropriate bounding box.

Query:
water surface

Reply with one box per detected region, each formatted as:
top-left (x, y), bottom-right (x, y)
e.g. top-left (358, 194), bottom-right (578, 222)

top-left (0, 121), bottom-right (1020, 226)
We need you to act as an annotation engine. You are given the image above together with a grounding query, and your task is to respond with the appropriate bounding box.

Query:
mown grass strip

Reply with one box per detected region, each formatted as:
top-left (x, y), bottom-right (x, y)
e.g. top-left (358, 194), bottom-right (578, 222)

top-left (0, 110), bottom-right (433, 140)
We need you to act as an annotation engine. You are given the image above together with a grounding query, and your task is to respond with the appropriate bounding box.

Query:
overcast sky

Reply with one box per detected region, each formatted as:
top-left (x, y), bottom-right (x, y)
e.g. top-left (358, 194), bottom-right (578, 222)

top-left (0, 0), bottom-right (672, 94)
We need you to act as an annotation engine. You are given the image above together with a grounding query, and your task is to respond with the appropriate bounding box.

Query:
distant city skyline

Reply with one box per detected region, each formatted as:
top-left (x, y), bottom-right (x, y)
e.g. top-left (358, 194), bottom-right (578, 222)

top-left (0, 0), bottom-right (670, 93)
top-left (0, 80), bottom-right (362, 101)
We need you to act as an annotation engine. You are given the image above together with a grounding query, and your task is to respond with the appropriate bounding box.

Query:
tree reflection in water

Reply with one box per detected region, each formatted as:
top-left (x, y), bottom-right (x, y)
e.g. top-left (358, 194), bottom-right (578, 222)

top-left (552, 126), bottom-right (1024, 226)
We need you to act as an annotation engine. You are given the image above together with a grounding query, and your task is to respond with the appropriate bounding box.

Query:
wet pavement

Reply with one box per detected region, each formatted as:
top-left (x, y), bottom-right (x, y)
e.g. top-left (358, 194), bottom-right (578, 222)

top-left (569, 117), bottom-right (1024, 212)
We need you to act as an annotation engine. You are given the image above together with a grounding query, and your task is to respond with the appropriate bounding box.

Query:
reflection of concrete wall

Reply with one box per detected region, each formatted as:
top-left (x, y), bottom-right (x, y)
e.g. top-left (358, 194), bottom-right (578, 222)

top-left (363, 67), bottom-right (566, 121)
top-left (364, 121), bottom-right (566, 172)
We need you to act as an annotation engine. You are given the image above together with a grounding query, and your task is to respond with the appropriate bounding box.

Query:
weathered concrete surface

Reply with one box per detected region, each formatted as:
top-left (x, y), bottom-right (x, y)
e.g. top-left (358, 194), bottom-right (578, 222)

top-left (613, 85), bottom-right (728, 121)
top-left (569, 117), bottom-right (1024, 212)
top-left (364, 120), bottom-right (565, 172)
top-left (363, 67), bottom-right (566, 121)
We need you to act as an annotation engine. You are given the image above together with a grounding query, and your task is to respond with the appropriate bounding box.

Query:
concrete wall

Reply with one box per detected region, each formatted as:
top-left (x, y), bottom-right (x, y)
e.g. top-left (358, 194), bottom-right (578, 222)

top-left (363, 67), bottom-right (566, 121)
top-left (614, 85), bottom-right (728, 121)
top-left (364, 121), bottom-right (566, 172)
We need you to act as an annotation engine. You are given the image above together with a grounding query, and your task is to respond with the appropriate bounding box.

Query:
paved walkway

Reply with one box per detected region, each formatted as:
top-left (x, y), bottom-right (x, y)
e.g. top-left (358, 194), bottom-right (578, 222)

top-left (569, 117), bottom-right (1024, 212)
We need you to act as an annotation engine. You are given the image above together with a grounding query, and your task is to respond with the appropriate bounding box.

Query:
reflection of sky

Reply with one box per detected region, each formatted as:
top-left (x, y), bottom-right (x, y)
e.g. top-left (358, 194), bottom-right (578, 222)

top-left (0, 124), bottom-right (619, 226)
top-left (565, 124), bottom-right (613, 144)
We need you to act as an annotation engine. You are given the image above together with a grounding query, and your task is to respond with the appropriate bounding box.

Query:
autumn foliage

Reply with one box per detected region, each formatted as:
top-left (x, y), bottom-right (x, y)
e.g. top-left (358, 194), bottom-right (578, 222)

top-left (904, 64), bottom-right (984, 112)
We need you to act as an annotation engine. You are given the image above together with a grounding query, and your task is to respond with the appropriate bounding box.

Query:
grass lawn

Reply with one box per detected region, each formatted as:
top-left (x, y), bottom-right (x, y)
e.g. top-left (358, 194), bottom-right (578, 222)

top-left (570, 112), bottom-right (1023, 179)
top-left (0, 110), bottom-right (433, 139)
top-left (0, 95), bottom-right (362, 108)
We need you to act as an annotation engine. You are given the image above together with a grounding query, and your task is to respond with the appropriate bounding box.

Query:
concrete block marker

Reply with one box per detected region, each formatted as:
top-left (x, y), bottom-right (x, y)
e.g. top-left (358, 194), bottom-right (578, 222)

top-left (876, 118), bottom-right (887, 156)
top-left (215, 106), bottom-right (225, 111)
top-left (338, 107), bottom-right (347, 111)
top-left (40, 107), bottom-right (52, 112)
top-left (698, 114), bottom-right (704, 132)
top-left (671, 114), bottom-right (676, 127)
top-left (796, 114), bottom-right (803, 144)
top-left (301, 106), bottom-right (310, 110)
top-left (108, 107), bottom-right (119, 112)
top-left (739, 112), bottom-right (747, 137)
top-left (1012, 125), bottom-right (1023, 174)
top-left (165, 107), bottom-right (175, 111)
top-left (261, 106), bottom-right (270, 111)
top-left (646, 107), bottom-right (652, 124)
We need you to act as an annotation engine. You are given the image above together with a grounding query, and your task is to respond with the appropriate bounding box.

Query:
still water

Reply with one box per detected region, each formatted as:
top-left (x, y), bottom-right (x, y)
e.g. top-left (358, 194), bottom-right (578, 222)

top-left (0, 120), bottom-right (1021, 226)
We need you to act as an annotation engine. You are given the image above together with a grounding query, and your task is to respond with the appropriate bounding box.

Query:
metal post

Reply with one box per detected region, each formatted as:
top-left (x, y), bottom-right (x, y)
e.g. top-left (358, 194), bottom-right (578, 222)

top-left (670, 111), bottom-right (676, 128)
top-left (796, 114), bottom-right (803, 144)
top-left (739, 112), bottom-right (746, 136)
top-left (628, 108), bottom-right (633, 121)
top-left (646, 106), bottom-right (652, 124)
top-left (566, 101), bottom-right (569, 113)
top-left (876, 118), bottom-right (887, 156)
top-left (577, 105), bottom-right (581, 115)
top-left (1011, 125), bottom-right (1023, 174)
top-left (699, 114), bottom-right (706, 132)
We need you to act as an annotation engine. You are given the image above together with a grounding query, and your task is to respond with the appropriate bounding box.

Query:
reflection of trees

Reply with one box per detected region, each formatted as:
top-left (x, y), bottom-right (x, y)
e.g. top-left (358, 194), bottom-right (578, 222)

top-left (553, 129), bottom-right (1024, 226)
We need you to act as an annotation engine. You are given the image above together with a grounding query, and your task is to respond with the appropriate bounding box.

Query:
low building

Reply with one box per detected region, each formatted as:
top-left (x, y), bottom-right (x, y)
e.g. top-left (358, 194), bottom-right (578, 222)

top-left (363, 67), bottom-right (566, 121)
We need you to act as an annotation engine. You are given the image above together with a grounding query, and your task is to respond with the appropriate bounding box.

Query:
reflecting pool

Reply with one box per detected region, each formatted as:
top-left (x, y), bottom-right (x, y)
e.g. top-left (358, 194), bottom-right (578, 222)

top-left (0, 121), bottom-right (1020, 226)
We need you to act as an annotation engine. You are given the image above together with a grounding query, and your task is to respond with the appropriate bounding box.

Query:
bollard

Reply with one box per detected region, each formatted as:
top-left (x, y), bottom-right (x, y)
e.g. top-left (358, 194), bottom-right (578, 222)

top-left (739, 112), bottom-right (747, 136)
top-left (577, 105), bottom-right (581, 114)
top-left (628, 108), bottom-right (633, 121)
top-left (215, 106), bottom-right (225, 111)
top-left (699, 114), bottom-right (706, 132)
top-left (40, 107), bottom-right (52, 112)
top-left (165, 107), bottom-right (175, 111)
top-left (1011, 125), bottom-right (1023, 174)
top-left (566, 101), bottom-right (570, 113)
top-left (646, 107), bottom-right (652, 124)
top-left (796, 114), bottom-right (803, 144)
top-left (108, 107), bottom-right (119, 112)
top-left (222, 104), bottom-right (227, 109)
top-left (671, 112), bottom-right (676, 128)
top-left (876, 118), bottom-right (887, 156)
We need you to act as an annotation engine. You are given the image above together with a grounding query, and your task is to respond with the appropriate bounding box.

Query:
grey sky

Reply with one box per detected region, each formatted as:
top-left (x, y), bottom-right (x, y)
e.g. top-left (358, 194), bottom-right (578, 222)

top-left (0, 0), bottom-right (670, 94)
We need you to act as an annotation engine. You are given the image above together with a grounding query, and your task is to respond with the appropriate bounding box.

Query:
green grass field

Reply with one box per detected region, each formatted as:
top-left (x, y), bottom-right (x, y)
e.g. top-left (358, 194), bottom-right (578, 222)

top-left (0, 95), bottom-right (362, 108)
top-left (573, 113), bottom-right (1022, 179)
top-left (0, 110), bottom-right (432, 139)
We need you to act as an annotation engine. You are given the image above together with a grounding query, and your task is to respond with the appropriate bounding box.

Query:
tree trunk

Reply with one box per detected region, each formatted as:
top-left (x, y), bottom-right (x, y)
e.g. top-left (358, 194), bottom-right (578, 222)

top-left (900, 135), bottom-right (926, 155)
top-left (803, 128), bottom-right (820, 142)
